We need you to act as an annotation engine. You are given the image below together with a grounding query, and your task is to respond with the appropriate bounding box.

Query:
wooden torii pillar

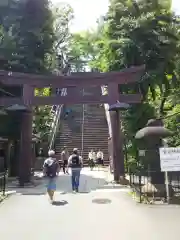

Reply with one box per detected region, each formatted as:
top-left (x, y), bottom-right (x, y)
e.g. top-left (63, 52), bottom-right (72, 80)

top-left (108, 83), bottom-right (124, 181)
top-left (19, 85), bottom-right (34, 185)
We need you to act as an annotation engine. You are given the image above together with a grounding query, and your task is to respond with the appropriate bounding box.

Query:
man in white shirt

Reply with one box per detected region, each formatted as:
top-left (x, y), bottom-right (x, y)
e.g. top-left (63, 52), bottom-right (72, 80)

top-left (88, 149), bottom-right (96, 171)
top-left (43, 150), bottom-right (60, 203)
top-left (97, 149), bottom-right (104, 169)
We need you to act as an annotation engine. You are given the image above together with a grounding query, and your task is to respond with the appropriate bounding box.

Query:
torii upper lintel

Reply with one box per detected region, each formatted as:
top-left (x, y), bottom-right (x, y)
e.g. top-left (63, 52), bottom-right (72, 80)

top-left (0, 65), bottom-right (145, 87)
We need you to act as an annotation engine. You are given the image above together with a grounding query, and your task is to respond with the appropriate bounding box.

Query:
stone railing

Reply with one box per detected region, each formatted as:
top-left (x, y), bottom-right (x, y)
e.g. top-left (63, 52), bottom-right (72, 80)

top-left (49, 88), bottom-right (67, 150)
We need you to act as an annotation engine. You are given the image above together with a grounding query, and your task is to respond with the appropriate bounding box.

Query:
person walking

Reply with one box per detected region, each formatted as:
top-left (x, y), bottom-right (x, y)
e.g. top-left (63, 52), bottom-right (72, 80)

top-left (43, 150), bottom-right (60, 204)
top-left (97, 149), bottom-right (104, 170)
top-left (61, 146), bottom-right (69, 174)
top-left (88, 149), bottom-right (96, 171)
top-left (67, 148), bottom-right (83, 192)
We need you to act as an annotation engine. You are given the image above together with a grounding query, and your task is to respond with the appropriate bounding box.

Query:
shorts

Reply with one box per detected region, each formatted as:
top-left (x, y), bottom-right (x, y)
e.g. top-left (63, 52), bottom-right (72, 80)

top-left (97, 158), bottom-right (103, 165)
top-left (89, 159), bottom-right (95, 167)
top-left (46, 177), bottom-right (57, 191)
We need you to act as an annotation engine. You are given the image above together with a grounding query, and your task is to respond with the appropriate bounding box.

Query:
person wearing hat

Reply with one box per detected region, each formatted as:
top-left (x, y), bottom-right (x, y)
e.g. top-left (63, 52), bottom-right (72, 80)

top-left (88, 149), bottom-right (96, 171)
top-left (96, 149), bottom-right (104, 170)
top-left (67, 148), bottom-right (83, 192)
top-left (43, 150), bottom-right (60, 203)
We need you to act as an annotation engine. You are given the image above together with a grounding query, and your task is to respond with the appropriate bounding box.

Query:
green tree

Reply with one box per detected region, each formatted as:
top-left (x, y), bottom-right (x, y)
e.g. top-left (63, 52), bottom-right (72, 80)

top-left (12, 0), bottom-right (54, 73)
top-left (67, 28), bottom-right (105, 71)
top-left (97, 0), bottom-right (180, 107)
top-left (78, 0), bottom-right (180, 162)
top-left (164, 104), bottom-right (180, 147)
top-left (0, 0), bottom-right (56, 140)
top-left (0, 0), bottom-right (20, 70)
top-left (50, 2), bottom-right (74, 72)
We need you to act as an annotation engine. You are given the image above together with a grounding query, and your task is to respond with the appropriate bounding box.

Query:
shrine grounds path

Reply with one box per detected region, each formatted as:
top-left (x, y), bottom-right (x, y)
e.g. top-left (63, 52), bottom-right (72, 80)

top-left (0, 168), bottom-right (180, 240)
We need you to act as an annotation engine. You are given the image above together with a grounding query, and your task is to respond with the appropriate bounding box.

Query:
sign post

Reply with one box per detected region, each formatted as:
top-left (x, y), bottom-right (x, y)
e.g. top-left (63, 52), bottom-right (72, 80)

top-left (159, 147), bottom-right (180, 204)
top-left (164, 171), bottom-right (170, 204)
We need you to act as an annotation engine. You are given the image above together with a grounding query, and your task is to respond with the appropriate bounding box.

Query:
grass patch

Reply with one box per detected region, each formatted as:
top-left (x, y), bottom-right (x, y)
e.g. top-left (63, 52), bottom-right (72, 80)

top-left (128, 189), bottom-right (152, 204)
top-left (128, 190), bottom-right (141, 203)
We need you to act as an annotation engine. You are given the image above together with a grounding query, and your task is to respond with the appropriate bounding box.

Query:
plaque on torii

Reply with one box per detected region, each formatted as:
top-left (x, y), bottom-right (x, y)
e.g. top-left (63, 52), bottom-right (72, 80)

top-left (0, 65), bottom-right (144, 184)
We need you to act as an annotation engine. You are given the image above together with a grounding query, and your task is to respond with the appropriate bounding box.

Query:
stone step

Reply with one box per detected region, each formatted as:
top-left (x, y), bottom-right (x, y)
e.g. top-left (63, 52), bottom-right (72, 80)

top-left (55, 101), bottom-right (109, 166)
top-left (57, 138), bottom-right (108, 141)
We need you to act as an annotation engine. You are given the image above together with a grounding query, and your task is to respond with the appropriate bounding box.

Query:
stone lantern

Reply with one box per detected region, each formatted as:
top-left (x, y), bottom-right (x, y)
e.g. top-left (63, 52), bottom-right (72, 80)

top-left (135, 119), bottom-right (173, 197)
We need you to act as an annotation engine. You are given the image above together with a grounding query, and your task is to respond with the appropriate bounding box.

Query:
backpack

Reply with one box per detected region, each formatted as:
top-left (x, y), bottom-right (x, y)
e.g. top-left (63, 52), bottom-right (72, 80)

top-left (45, 159), bottom-right (58, 178)
top-left (71, 154), bottom-right (81, 168)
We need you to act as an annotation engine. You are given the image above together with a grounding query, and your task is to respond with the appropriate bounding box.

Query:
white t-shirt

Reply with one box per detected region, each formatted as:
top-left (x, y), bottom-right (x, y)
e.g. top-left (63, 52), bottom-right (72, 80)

top-left (61, 150), bottom-right (69, 161)
top-left (97, 151), bottom-right (103, 159)
top-left (88, 152), bottom-right (96, 160)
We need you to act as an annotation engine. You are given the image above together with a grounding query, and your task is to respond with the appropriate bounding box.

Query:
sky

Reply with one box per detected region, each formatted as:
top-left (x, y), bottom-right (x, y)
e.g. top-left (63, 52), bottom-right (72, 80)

top-left (172, 0), bottom-right (180, 14)
top-left (52, 0), bottom-right (109, 32)
top-left (52, 0), bottom-right (180, 33)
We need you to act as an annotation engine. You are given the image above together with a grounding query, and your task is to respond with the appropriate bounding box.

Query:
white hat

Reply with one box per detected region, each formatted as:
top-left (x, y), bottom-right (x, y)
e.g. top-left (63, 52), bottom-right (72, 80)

top-left (48, 150), bottom-right (55, 156)
top-left (73, 148), bottom-right (78, 154)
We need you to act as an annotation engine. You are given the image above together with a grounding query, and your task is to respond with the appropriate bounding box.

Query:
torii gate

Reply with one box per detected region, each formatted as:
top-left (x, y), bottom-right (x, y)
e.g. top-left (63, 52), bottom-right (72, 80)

top-left (0, 65), bottom-right (144, 185)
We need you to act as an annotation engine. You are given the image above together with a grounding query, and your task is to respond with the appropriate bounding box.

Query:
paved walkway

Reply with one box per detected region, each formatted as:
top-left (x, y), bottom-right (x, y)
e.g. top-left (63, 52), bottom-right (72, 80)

top-left (1, 168), bottom-right (180, 240)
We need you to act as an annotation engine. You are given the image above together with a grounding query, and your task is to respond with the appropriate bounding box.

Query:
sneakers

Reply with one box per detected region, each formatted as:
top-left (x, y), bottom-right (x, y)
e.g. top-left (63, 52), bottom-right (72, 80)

top-left (72, 188), bottom-right (79, 193)
top-left (49, 199), bottom-right (54, 204)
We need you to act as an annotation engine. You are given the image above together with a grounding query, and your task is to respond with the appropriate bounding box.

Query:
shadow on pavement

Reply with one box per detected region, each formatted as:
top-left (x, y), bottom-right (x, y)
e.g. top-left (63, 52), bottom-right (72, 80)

top-left (98, 185), bottom-right (128, 190)
top-left (7, 171), bottom-right (109, 196)
top-left (52, 200), bottom-right (68, 206)
top-left (22, 192), bottom-right (46, 196)
top-left (55, 173), bottom-right (108, 194)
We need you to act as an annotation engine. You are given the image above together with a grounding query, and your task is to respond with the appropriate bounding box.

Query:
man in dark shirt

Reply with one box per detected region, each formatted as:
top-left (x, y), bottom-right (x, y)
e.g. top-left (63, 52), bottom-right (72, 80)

top-left (67, 148), bottom-right (83, 192)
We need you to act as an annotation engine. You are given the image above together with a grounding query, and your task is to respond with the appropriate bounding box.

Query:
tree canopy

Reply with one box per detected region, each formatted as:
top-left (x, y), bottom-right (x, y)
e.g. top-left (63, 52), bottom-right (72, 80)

top-left (1, 0), bottom-right (180, 164)
top-left (66, 0), bottom-right (180, 163)
top-left (0, 0), bottom-right (74, 139)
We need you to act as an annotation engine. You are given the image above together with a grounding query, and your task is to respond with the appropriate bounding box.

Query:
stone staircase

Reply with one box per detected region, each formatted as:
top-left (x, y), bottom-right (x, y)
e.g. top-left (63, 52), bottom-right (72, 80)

top-left (54, 101), bottom-right (109, 166)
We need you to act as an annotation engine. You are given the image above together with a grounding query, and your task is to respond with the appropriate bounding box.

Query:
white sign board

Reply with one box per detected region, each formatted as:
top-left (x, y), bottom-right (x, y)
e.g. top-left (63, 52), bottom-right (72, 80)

top-left (159, 147), bottom-right (180, 172)
top-left (139, 150), bottom-right (145, 156)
